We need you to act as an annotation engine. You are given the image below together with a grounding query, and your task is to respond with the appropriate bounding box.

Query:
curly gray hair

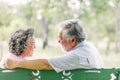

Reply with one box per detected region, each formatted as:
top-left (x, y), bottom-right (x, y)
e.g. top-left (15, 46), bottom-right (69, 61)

top-left (9, 28), bottom-right (34, 56)
top-left (58, 19), bottom-right (86, 43)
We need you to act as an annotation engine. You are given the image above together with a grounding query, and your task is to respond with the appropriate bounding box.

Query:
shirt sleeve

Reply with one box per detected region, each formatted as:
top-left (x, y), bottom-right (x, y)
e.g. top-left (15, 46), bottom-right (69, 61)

top-left (0, 56), bottom-right (7, 68)
top-left (48, 53), bottom-right (80, 73)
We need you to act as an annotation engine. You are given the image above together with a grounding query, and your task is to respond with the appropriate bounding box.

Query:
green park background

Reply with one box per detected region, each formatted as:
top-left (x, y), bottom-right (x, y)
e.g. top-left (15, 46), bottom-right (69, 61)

top-left (0, 0), bottom-right (120, 68)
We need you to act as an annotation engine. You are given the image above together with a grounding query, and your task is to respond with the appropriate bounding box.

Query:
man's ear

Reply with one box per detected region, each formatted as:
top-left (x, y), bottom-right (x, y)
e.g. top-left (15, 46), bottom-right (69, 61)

top-left (72, 37), bottom-right (77, 43)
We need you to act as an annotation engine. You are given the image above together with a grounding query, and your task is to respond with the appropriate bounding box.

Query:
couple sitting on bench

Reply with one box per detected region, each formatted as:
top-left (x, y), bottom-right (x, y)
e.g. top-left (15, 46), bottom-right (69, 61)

top-left (0, 19), bottom-right (104, 73)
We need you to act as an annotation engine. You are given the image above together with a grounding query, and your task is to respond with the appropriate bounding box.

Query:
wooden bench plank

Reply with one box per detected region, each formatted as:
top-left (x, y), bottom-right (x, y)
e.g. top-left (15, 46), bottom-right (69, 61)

top-left (0, 68), bottom-right (119, 80)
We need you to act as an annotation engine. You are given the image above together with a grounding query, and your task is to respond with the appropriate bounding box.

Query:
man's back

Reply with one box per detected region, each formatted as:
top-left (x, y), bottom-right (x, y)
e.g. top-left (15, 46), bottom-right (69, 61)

top-left (48, 41), bottom-right (104, 73)
top-left (73, 41), bottom-right (104, 68)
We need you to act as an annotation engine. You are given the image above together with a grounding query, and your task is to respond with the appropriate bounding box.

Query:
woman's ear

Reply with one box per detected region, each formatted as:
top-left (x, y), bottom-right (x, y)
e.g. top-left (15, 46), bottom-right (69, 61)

top-left (72, 38), bottom-right (75, 42)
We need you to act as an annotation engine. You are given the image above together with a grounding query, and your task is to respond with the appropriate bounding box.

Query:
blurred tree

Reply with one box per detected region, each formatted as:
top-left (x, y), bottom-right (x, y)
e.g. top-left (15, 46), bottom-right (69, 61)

top-left (0, 0), bottom-right (119, 53)
top-left (115, 1), bottom-right (120, 53)
top-left (0, 3), bottom-right (12, 27)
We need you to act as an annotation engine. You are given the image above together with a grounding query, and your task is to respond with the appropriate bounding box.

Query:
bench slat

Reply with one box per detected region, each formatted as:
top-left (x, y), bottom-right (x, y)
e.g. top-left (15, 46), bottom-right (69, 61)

top-left (0, 68), bottom-right (119, 80)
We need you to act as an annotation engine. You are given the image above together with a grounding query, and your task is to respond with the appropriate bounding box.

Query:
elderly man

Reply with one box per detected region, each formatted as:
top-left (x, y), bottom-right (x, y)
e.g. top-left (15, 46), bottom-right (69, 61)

top-left (5, 19), bottom-right (104, 73)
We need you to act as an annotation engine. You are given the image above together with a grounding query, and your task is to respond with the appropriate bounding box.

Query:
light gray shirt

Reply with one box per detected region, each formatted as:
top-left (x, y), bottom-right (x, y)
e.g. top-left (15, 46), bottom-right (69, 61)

top-left (48, 41), bottom-right (104, 73)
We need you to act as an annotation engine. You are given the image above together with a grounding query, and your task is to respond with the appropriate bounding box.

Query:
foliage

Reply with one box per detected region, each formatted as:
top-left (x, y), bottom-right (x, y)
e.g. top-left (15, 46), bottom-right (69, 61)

top-left (0, 0), bottom-right (119, 53)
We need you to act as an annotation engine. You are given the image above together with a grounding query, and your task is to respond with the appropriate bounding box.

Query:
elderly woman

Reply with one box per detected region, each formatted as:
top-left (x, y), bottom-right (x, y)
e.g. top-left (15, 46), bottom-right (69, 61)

top-left (0, 28), bottom-right (35, 68)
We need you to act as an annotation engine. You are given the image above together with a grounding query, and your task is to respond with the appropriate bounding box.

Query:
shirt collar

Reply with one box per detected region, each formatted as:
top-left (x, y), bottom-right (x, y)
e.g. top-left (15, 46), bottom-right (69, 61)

top-left (71, 41), bottom-right (85, 51)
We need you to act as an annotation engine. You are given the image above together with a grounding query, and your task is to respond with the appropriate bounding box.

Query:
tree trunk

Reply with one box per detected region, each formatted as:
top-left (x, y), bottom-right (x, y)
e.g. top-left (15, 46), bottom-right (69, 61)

top-left (0, 41), bottom-right (3, 60)
top-left (41, 17), bottom-right (50, 49)
top-left (115, 2), bottom-right (120, 53)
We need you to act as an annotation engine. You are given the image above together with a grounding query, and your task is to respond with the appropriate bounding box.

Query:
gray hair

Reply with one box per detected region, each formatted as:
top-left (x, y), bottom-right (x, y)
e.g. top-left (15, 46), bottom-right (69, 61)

top-left (9, 28), bottom-right (34, 56)
top-left (58, 19), bottom-right (86, 43)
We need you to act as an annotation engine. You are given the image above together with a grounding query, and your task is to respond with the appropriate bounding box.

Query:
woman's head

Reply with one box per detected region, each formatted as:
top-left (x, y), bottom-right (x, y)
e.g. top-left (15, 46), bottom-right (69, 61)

top-left (9, 28), bottom-right (35, 57)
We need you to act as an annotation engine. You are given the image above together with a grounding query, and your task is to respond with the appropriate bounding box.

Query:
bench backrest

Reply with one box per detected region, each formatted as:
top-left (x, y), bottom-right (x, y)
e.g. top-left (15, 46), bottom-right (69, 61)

top-left (0, 68), bottom-right (120, 80)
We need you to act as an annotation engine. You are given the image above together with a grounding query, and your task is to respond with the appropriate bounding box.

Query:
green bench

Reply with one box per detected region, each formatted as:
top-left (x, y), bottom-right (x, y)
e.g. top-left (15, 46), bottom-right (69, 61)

top-left (0, 68), bottom-right (120, 80)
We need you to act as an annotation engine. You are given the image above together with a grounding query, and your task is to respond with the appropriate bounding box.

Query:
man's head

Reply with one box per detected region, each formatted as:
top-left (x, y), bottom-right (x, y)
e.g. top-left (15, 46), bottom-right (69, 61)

top-left (9, 28), bottom-right (35, 57)
top-left (58, 19), bottom-right (86, 51)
